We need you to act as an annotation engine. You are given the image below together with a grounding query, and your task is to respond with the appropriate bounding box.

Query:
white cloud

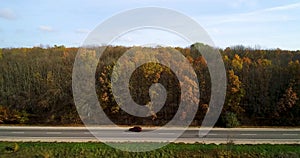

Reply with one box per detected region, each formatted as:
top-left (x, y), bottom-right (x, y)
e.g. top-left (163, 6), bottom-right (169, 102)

top-left (38, 25), bottom-right (54, 32)
top-left (111, 29), bottom-right (190, 47)
top-left (264, 2), bottom-right (300, 12)
top-left (199, 2), bottom-right (300, 26)
top-left (229, 0), bottom-right (257, 8)
top-left (75, 29), bottom-right (90, 34)
top-left (196, 2), bottom-right (300, 50)
top-left (0, 8), bottom-right (16, 20)
top-left (114, 36), bottom-right (133, 43)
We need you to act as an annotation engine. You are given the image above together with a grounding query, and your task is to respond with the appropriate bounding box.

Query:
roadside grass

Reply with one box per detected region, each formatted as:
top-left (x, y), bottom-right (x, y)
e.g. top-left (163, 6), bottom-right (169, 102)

top-left (0, 142), bottom-right (299, 158)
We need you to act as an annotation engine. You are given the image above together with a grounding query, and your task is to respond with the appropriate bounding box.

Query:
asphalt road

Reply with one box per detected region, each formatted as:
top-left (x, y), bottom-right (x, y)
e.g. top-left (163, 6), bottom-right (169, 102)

top-left (0, 126), bottom-right (299, 144)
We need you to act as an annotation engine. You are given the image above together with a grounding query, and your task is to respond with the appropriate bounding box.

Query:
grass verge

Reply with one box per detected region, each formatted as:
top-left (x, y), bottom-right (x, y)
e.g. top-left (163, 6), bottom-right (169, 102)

top-left (0, 142), bottom-right (299, 158)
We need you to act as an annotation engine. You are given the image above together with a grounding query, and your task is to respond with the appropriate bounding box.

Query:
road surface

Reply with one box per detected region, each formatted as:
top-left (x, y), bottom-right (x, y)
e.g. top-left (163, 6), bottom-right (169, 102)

top-left (0, 126), bottom-right (299, 144)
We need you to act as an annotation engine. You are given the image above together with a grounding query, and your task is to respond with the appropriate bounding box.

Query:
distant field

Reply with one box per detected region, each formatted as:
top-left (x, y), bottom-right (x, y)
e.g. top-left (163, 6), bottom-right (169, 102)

top-left (0, 142), bottom-right (299, 158)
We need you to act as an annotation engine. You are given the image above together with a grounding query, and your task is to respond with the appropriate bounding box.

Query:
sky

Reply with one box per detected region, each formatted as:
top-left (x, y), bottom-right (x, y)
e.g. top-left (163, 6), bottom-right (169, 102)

top-left (0, 0), bottom-right (300, 50)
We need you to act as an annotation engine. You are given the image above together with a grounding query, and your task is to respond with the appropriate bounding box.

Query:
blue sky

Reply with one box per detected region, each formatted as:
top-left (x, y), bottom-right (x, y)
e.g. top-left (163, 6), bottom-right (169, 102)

top-left (0, 0), bottom-right (300, 50)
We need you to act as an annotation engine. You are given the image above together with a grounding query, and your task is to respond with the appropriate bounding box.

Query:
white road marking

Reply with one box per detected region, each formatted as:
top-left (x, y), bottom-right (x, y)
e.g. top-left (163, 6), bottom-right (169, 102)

top-left (158, 133), bottom-right (175, 135)
top-left (283, 134), bottom-right (298, 136)
top-left (240, 134), bottom-right (257, 136)
top-left (124, 132), bottom-right (137, 134)
top-left (208, 134), bottom-right (218, 136)
top-left (46, 132), bottom-right (62, 134)
top-left (11, 132), bottom-right (24, 134)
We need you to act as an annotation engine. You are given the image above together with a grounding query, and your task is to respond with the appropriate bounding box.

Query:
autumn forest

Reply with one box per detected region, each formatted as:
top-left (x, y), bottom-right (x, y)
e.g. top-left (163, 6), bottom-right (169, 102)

top-left (0, 44), bottom-right (300, 127)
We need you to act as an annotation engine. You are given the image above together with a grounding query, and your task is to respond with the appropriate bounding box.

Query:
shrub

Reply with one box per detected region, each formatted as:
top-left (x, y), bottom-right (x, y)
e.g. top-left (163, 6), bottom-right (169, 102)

top-left (222, 112), bottom-right (240, 128)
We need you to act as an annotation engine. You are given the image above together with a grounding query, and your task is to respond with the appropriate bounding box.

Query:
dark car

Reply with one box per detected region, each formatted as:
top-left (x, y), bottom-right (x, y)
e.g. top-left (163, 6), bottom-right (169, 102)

top-left (129, 126), bottom-right (142, 132)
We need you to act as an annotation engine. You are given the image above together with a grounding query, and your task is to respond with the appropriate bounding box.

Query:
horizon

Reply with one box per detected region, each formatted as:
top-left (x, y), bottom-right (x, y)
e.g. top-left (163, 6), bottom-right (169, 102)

top-left (0, 43), bottom-right (299, 51)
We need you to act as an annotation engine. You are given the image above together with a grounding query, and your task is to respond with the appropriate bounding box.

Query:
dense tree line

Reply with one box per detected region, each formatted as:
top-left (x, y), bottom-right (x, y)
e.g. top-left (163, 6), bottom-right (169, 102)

top-left (0, 44), bottom-right (299, 127)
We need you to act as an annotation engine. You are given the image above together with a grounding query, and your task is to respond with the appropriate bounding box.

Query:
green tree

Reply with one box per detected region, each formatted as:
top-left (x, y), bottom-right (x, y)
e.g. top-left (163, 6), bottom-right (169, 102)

top-left (0, 49), bottom-right (2, 60)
